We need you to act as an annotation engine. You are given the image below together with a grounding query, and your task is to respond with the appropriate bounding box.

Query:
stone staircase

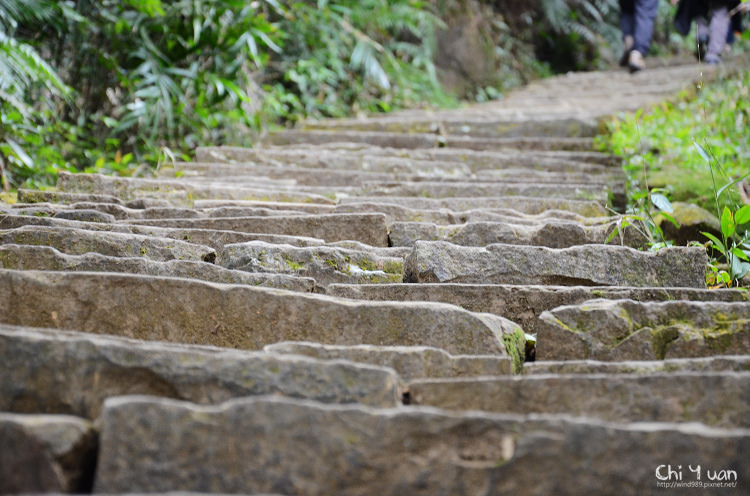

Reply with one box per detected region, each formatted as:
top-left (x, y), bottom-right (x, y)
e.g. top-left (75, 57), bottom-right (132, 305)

top-left (1, 62), bottom-right (749, 495)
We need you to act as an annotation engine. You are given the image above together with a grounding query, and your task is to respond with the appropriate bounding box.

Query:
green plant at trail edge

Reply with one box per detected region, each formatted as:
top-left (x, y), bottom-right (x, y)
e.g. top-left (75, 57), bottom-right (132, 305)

top-left (607, 187), bottom-right (678, 250)
top-left (696, 141), bottom-right (750, 288)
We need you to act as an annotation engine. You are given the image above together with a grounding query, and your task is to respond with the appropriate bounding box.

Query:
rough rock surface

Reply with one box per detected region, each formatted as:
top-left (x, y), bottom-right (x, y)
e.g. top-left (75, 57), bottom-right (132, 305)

top-left (119, 213), bottom-right (389, 246)
top-left (389, 219), bottom-right (644, 248)
top-left (0, 412), bottom-right (97, 493)
top-left (0, 325), bottom-right (401, 417)
top-left (326, 284), bottom-right (748, 335)
top-left (409, 372), bottom-right (750, 427)
top-left (404, 241), bottom-right (708, 287)
top-left (0, 244), bottom-right (315, 291)
top-left (536, 299), bottom-right (750, 361)
top-left (93, 395), bottom-right (750, 495)
top-left (0, 269), bottom-right (517, 355)
top-left (0, 225), bottom-right (216, 262)
top-left (264, 342), bottom-right (511, 380)
top-left (56, 171), bottom-right (335, 205)
top-left (219, 241), bottom-right (404, 288)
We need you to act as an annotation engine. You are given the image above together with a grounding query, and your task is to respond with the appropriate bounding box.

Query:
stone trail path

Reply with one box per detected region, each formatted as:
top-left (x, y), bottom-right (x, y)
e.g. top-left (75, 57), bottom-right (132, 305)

top-left (1, 62), bottom-right (749, 495)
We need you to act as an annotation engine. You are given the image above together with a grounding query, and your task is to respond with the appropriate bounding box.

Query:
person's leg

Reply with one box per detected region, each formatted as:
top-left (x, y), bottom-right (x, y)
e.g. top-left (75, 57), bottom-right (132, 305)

top-left (632, 0), bottom-right (660, 54)
top-left (620, 0), bottom-right (637, 38)
top-left (696, 16), bottom-right (709, 60)
top-left (620, 0), bottom-right (638, 66)
top-left (705, 5), bottom-right (730, 63)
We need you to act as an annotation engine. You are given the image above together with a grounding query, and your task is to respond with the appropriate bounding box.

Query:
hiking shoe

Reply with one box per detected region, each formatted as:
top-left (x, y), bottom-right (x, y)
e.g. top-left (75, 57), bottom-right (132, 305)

top-left (628, 50), bottom-right (645, 73)
top-left (619, 35), bottom-right (634, 67)
top-left (704, 54), bottom-right (721, 65)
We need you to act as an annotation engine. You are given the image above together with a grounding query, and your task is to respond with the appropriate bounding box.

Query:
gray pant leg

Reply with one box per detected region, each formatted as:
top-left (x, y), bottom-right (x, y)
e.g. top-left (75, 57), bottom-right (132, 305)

top-left (706, 6), bottom-right (730, 61)
top-left (633, 0), bottom-right (660, 54)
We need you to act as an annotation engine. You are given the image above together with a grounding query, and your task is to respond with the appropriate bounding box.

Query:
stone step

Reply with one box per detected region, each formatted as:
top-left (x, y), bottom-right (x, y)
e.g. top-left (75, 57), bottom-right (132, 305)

top-left (352, 180), bottom-right (612, 203)
top-left (408, 371), bottom-right (750, 428)
top-left (299, 116), bottom-right (601, 138)
top-left (0, 412), bottom-right (96, 494)
top-left (338, 196), bottom-right (610, 217)
top-left (335, 202), bottom-right (617, 226)
top-left (523, 356), bottom-right (750, 375)
top-left (55, 171), bottom-right (336, 206)
top-left (93, 395), bottom-right (750, 495)
top-left (326, 284), bottom-right (748, 337)
top-left (0, 225), bottom-right (216, 262)
top-left (118, 213), bottom-right (389, 247)
top-left (404, 241), bottom-right (708, 288)
top-left (267, 129), bottom-right (595, 151)
top-left (0, 270), bottom-right (520, 356)
top-left (0, 214), bottom-right (326, 256)
top-left (388, 219), bottom-right (645, 249)
top-left (17, 188), bottom-right (125, 205)
top-left (264, 342), bottom-right (512, 380)
top-left (166, 161), bottom-right (619, 187)
top-left (196, 145), bottom-right (616, 172)
top-left (192, 199), bottom-right (335, 214)
top-left (0, 244), bottom-right (316, 292)
top-left (0, 325), bottom-right (402, 418)
top-left (218, 241), bottom-right (404, 289)
top-left (537, 299), bottom-right (750, 361)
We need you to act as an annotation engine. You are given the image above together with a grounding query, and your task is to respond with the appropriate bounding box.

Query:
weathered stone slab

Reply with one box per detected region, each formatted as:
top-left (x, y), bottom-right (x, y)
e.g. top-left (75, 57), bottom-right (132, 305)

top-left (17, 188), bottom-right (123, 205)
top-left (119, 213), bottom-right (389, 246)
top-left (300, 115), bottom-right (602, 138)
top-left (404, 241), bottom-right (708, 288)
top-left (537, 299), bottom-right (750, 361)
top-left (475, 167), bottom-right (619, 184)
top-left (197, 145), bottom-right (616, 172)
top-left (0, 245), bottom-right (315, 292)
top-left (56, 171), bottom-right (335, 205)
top-left (167, 161), bottom-right (618, 187)
top-left (523, 356), bottom-right (750, 375)
top-left (0, 213), bottom-right (326, 253)
top-left (0, 225), bottom-right (216, 262)
top-left (267, 129), bottom-right (595, 151)
top-left (339, 195), bottom-right (609, 217)
top-left (219, 241), bottom-right (404, 288)
top-left (409, 372), bottom-right (750, 427)
top-left (193, 199), bottom-right (335, 214)
top-left (326, 284), bottom-right (748, 336)
top-left (166, 162), bottom-right (403, 186)
top-left (0, 325), bottom-right (401, 418)
top-left (94, 395), bottom-right (750, 495)
top-left (53, 208), bottom-right (116, 223)
top-left (264, 342), bottom-right (512, 380)
top-left (325, 240), bottom-right (411, 259)
top-left (0, 412), bottom-right (96, 494)
top-left (0, 270), bottom-right (516, 355)
top-left (335, 202), bottom-right (618, 226)
top-left (389, 220), bottom-right (645, 248)
top-left (43, 201), bottom-right (319, 221)
top-left (357, 180), bottom-right (610, 203)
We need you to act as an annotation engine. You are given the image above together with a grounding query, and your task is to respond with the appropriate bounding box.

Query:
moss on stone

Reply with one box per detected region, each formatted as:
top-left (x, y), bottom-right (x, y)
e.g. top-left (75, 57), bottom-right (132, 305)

top-left (282, 255), bottom-right (305, 272)
top-left (651, 326), bottom-right (681, 359)
top-left (502, 327), bottom-right (526, 375)
top-left (357, 259), bottom-right (378, 272)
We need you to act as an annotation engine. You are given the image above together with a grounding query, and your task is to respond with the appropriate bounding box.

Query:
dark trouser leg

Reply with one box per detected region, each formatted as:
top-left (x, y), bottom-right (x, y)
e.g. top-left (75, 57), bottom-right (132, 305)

top-left (632, 0), bottom-right (659, 54)
top-left (620, 0), bottom-right (636, 38)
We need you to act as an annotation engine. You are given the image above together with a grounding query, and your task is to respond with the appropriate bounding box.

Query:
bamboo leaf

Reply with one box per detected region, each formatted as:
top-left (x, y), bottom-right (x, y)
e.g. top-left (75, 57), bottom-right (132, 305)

top-left (721, 206), bottom-right (735, 239)
top-left (693, 141), bottom-right (711, 163)
top-left (702, 231), bottom-right (726, 254)
top-left (650, 193), bottom-right (673, 213)
top-left (735, 205), bottom-right (750, 225)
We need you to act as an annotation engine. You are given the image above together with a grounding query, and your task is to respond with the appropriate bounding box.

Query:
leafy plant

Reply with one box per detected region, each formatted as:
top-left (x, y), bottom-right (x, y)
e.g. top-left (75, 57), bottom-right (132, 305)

top-left (696, 141), bottom-right (750, 287)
